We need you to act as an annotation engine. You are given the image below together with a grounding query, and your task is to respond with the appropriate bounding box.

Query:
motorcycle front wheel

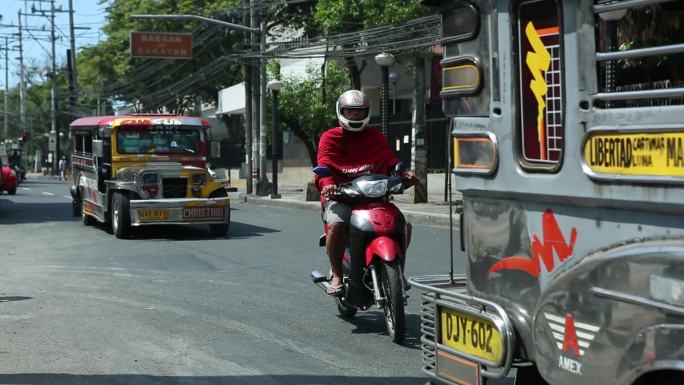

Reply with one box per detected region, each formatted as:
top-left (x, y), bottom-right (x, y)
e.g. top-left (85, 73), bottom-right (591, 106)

top-left (380, 260), bottom-right (405, 344)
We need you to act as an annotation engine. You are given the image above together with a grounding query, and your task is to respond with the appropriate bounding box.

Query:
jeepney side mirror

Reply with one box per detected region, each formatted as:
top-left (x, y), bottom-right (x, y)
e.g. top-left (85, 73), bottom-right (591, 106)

top-left (92, 139), bottom-right (104, 158)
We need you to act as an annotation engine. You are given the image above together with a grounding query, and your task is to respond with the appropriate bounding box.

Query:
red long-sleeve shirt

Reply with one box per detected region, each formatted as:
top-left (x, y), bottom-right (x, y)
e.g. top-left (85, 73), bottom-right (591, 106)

top-left (315, 126), bottom-right (398, 198)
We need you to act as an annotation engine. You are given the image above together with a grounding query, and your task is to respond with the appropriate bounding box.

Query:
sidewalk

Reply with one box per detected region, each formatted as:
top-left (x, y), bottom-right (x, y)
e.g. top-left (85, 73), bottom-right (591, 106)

top-left (238, 184), bottom-right (462, 228)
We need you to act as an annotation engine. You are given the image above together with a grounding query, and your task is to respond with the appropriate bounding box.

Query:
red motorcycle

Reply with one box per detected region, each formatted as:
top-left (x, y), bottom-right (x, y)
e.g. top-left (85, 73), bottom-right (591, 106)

top-left (311, 166), bottom-right (411, 344)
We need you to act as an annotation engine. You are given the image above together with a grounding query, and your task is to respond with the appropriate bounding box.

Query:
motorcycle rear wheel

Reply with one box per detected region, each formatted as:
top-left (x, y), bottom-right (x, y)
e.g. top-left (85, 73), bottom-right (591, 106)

top-left (380, 260), bottom-right (405, 344)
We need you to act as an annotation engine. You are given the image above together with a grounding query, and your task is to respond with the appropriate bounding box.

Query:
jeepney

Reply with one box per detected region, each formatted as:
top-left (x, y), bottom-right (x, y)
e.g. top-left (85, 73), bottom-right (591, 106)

top-left (69, 115), bottom-right (231, 239)
top-left (410, 1), bottom-right (684, 384)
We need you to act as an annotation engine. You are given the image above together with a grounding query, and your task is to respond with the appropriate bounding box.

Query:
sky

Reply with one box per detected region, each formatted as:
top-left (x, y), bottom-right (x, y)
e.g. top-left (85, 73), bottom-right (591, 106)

top-left (0, 0), bottom-right (109, 87)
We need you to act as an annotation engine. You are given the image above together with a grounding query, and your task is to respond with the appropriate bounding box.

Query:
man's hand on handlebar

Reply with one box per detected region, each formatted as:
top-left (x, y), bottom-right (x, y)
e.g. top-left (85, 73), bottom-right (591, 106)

top-left (401, 170), bottom-right (420, 188)
top-left (321, 184), bottom-right (340, 199)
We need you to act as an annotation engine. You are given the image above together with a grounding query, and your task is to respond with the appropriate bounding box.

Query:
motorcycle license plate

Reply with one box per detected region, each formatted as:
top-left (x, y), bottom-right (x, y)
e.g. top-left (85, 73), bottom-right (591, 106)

top-left (439, 306), bottom-right (503, 364)
top-left (138, 208), bottom-right (169, 221)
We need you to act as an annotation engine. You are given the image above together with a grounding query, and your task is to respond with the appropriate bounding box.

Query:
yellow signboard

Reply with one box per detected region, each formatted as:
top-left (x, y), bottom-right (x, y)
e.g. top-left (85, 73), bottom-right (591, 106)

top-left (584, 132), bottom-right (684, 177)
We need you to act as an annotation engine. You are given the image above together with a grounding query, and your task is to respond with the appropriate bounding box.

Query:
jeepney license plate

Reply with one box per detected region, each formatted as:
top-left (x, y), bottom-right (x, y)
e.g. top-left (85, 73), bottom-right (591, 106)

top-left (439, 306), bottom-right (503, 364)
top-left (182, 206), bottom-right (225, 219)
top-left (138, 208), bottom-right (169, 221)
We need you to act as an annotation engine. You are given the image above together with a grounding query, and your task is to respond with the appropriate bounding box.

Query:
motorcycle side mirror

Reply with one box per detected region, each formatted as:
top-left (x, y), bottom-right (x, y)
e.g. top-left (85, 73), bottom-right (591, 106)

top-left (392, 162), bottom-right (406, 176)
top-left (313, 166), bottom-right (331, 177)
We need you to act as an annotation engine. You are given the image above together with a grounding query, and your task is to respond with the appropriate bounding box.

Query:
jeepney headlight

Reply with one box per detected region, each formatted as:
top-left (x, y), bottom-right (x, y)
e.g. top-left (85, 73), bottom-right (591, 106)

top-left (142, 173), bottom-right (158, 184)
top-left (192, 173), bottom-right (207, 185)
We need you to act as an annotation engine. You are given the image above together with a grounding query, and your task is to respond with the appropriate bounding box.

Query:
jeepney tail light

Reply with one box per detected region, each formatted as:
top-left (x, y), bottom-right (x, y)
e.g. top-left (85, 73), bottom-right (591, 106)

top-left (452, 130), bottom-right (498, 175)
top-left (143, 185), bottom-right (158, 198)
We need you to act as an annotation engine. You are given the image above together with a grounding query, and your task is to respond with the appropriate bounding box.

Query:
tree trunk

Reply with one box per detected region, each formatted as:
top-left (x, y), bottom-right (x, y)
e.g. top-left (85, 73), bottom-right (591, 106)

top-left (345, 56), bottom-right (362, 90)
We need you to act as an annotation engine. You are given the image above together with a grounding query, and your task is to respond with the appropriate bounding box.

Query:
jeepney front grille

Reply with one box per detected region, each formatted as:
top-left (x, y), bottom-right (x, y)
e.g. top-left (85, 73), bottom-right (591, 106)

top-left (162, 178), bottom-right (187, 198)
top-left (420, 294), bottom-right (437, 376)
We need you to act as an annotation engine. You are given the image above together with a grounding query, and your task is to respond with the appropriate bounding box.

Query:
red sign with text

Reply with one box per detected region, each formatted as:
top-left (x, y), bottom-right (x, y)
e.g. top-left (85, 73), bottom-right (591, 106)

top-left (130, 32), bottom-right (193, 59)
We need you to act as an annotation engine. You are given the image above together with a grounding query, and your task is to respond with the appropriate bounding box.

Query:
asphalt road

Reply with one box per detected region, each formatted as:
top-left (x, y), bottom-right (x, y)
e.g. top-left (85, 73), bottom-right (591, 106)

top-left (0, 177), bottom-right (513, 385)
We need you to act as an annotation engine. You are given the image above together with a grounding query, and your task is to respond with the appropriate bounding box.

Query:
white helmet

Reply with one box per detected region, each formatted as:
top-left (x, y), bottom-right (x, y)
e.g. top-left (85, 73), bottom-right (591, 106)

top-left (336, 90), bottom-right (370, 132)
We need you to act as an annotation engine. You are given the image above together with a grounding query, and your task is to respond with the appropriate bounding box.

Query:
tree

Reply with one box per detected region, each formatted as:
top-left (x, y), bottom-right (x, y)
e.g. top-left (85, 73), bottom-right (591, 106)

top-left (614, 3), bottom-right (684, 86)
top-left (78, 0), bottom-right (244, 114)
top-left (276, 61), bottom-right (348, 166)
top-left (314, 0), bottom-right (428, 89)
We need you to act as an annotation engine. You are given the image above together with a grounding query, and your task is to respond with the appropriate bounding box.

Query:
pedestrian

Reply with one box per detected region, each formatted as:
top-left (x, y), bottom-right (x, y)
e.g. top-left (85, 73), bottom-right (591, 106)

top-left (59, 156), bottom-right (67, 181)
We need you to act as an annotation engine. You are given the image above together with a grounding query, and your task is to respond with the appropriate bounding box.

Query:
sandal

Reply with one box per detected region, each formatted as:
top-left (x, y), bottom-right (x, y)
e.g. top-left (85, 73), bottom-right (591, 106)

top-left (326, 275), bottom-right (344, 296)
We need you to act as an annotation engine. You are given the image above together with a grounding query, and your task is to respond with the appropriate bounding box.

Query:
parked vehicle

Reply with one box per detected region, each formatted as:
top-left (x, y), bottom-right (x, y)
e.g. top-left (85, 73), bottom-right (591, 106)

top-left (410, 1), bottom-right (684, 385)
top-left (69, 114), bottom-right (233, 239)
top-left (1, 165), bottom-right (18, 195)
top-left (310, 165), bottom-right (411, 344)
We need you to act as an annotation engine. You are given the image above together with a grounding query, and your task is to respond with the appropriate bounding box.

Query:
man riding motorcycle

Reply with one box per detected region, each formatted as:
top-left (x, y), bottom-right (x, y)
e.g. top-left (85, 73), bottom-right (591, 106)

top-left (315, 90), bottom-right (418, 295)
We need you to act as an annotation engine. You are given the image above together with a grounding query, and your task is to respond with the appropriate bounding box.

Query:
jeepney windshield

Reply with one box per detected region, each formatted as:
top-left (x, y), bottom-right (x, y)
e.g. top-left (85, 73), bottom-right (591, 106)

top-left (116, 126), bottom-right (201, 155)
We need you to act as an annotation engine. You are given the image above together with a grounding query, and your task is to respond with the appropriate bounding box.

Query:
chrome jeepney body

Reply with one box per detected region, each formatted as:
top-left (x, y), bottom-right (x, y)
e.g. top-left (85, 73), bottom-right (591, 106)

top-left (411, 1), bottom-right (684, 385)
top-left (69, 115), bottom-right (230, 238)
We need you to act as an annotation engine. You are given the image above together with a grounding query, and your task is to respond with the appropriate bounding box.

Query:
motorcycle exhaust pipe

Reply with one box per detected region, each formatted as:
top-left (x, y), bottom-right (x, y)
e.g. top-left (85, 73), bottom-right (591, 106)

top-left (311, 270), bottom-right (330, 292)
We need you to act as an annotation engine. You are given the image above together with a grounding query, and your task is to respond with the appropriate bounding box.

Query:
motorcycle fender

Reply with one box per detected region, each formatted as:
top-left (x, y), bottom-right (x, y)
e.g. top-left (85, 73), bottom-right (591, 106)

top-left (365, 236), bottom-right (404, 266)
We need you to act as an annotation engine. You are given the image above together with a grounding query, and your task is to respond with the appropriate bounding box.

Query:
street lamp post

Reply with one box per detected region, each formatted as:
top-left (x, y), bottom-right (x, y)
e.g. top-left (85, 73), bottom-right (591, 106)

top-left (267, 79), bottom-right (283, 199)
top-left (374, 53), bottom-right (395, 139)
top-left (389, 70), bottom-right (399, 115)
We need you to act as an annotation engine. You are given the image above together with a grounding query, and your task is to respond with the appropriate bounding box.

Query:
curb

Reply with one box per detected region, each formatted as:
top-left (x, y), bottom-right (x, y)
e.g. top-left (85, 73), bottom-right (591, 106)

top-left (238, 193), bottom-right (458, 229)
top-left (239, 194), bottom-right (321, 212)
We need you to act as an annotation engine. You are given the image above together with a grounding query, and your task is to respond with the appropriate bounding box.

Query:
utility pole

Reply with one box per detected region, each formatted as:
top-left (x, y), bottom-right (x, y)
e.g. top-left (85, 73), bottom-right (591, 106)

top-left (68, 0), bottom-right (77, 92)
top-left (17, 10), bottom-right (26, 143)
top-left (243, 0), bottom-right (253, 194)
top-left (3, 37), bottom-right (8, 140)
top-left (250, 0), bottom-right (261, 194)
top-left (67, 48), bottom-right (75, 119)
top-left (258, 20), bottom-right (268, 195)
top-left (50, 0), bottom-right (59, 176)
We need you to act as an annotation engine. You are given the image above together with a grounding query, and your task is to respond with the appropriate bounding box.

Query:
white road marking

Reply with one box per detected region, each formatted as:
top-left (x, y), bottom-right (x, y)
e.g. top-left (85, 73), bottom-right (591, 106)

top-left (21, 187), bottom-right (31, 191)
top-left (42, 192), bottom-right (55, 196)
top-left (64, 195), bottom-right (71, 199)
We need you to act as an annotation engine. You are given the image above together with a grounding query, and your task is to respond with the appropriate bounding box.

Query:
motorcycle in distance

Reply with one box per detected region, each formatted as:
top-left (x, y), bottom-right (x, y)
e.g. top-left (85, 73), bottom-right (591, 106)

top-left (310, 164), bottom-right (411, 344)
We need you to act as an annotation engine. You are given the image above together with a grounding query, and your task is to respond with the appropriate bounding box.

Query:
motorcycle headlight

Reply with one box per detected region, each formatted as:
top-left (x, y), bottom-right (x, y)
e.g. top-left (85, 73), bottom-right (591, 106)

top-left (356, 179), bottom-right (387, 198)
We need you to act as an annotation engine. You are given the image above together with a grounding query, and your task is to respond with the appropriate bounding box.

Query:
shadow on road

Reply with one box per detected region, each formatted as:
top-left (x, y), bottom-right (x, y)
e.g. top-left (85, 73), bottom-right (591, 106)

top-left (227, 221), bottom-right (280, 238)
top-left (346, 312), bottom-right (422, 351)
top-left (90, 221), bottom-right (279, 241)
top-left (0, 374), bottom-right (427, 385)
top-left (0, 296), bottom-right (32, 303)
top-left (0, 201), bottom-right (76, 225)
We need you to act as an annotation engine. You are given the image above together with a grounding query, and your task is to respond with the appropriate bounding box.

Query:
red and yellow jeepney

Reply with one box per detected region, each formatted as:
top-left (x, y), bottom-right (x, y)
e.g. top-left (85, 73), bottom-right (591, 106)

top-left (69, 114), bottom-right (231, 238)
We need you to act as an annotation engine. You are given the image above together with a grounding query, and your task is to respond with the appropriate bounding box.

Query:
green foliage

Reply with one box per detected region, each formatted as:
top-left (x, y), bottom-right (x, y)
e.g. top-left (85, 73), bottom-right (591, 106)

top-left (615, 4), bottom-right (684, 82)
top-left (274, 61), bottom-right (348, 165)
top-left (315, 0), bottom-right (428, 35)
